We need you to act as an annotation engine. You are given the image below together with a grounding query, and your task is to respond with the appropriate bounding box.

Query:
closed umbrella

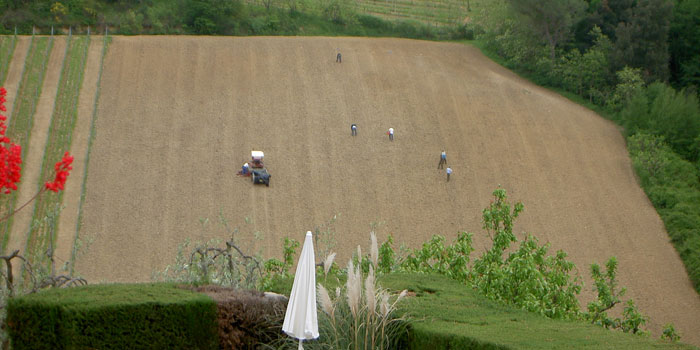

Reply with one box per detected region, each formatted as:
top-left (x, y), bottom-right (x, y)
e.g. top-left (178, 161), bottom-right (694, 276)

top-left (283, 231), bottom-right (319, 349)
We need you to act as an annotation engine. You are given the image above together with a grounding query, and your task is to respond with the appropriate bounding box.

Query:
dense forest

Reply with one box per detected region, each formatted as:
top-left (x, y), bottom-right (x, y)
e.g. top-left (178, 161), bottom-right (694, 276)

top-left (0, 0), bottom-right (699, 291)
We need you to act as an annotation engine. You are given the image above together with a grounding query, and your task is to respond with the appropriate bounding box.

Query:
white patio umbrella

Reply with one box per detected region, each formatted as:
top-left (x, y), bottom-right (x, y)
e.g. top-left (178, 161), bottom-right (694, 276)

top-left (283, 231), bottom-right (319, 349)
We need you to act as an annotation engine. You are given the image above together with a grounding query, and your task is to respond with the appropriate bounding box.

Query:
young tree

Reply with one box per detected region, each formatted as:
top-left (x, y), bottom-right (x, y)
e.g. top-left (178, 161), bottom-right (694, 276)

top-left (506, 0), bottom-right (586, 60)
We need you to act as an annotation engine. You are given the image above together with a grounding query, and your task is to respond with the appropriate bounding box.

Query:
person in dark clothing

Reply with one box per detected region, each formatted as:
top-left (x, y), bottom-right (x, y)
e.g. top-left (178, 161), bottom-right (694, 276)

top-left (351, 123), bottom-right (357, 136)
top-left (336, 52), bottom-right (342, 63)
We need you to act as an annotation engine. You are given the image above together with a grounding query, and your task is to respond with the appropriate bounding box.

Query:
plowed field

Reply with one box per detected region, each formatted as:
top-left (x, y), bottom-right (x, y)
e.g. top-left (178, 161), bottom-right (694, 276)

top-left (72, 36), bottom-right (700, 343)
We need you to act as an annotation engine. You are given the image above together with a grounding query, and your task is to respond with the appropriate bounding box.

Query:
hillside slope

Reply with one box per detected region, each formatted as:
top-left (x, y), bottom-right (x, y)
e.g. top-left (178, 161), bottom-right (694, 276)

top-left (72, 36), bottom-right (700, 343)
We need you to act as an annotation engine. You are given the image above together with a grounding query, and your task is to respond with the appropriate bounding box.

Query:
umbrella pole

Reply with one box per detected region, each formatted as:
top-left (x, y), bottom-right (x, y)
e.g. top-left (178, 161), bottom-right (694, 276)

top-left (298, 339), bottom-right (304, 350)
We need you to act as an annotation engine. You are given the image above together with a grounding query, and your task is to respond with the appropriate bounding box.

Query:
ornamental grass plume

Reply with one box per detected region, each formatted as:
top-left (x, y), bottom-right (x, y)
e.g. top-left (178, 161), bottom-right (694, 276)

top-left (323, 252), bottom-right (336, 277)
top-left (318, 284), bottom-right (334, 318)
top-left (346, 260), bottom-right (361, 318)
top-left (365, 265), bottom-right (377, 349)
top-left (370, 232), bottom-right (378, 268)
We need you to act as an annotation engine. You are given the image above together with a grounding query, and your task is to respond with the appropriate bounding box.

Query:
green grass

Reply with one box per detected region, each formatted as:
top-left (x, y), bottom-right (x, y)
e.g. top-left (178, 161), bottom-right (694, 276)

top-left (0, 36), bottom-right (53, 252)
top-left (380, 273), bottom-right (697, 350)
top-left (0, 35), bottom-right (17, 85)
top-left (25, 34), bottom-right (90, 265)
top-left (269, 273), bottom-right (696, 349)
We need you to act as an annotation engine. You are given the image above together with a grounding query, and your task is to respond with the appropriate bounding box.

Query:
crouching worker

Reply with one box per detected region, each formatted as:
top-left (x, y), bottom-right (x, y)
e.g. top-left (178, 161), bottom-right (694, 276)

top-left (241, 162), bottom-right (250, 175)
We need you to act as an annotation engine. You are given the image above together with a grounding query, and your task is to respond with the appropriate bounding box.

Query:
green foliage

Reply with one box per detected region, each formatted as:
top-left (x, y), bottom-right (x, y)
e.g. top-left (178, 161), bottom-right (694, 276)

top-left (506, 0), bottom-right (586, 60)
top-left (470, 189), bottom-right (581, 319)
top-left (380, 273), bottom-right (695, 350)
top-left (608, 66), bottom-right (645, 111)
top-left (555, 26), bottom-right (611, 103)
top-left (399, 233), bottom-right (473, 281)
top-left (587, 258), bottom-right (648, 335)
top-left (669, 0), bottom-right (700, 90)
top-left (6, 283), bottom-right (218, 350)
top-left (587, 257), bottom-right (624, 328)
top-left (611, 0), bottom-right (673, 82)
top-left (627, 133), bottom-right (700, 292)
top-left (620, 83), bottom-right (700, 162)
top-left (377, 234), bottom-right (395, 274)
top-left (661, 323), bottom-right (681, 342)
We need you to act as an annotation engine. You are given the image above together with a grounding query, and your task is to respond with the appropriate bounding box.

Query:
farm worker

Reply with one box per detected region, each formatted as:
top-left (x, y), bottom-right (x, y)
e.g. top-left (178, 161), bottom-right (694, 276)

top-left (446, 167), bottom-right (452, 182)
top-left (388, 127), bottom-right (394, 141)
top-left (351, 123), bottom-right (357, 136)
top-left (242, 162), bottom-right (249, 175)
top-left (336, 51), bottom-right (342, 63)
top-left (438, 150), bottom-right (447, 169)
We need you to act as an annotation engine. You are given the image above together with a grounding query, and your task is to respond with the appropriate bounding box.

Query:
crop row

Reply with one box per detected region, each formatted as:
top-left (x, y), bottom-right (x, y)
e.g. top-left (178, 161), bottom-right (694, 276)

top-left (355, 0), bottom-right (467, 24)
top-left (0, 35), bottom-right (17, 85)
top-left (25, 34), bottom-right (90, 264)
top-left (0, 36), bottom-right (53, 252)
top-left (71, 35), bottom-right (110, 274)
top-left (244, 0), bottom-right (468, 26)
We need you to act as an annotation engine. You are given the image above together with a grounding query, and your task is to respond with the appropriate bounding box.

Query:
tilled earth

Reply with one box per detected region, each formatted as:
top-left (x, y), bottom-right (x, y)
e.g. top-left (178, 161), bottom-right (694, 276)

top-left (73, 36), bottom-right (700, 344)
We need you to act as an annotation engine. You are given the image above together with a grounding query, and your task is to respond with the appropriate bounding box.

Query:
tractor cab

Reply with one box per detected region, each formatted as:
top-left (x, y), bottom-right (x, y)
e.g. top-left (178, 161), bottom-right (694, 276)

top-left (251, 151), bottom-right (264, 168)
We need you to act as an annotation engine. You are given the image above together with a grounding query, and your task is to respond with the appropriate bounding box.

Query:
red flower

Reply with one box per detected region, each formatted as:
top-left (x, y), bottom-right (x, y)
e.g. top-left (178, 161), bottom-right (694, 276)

top-left (0, 87), bottom-right (22, 195)
top-left (45, 152), bottom-right (73, 192)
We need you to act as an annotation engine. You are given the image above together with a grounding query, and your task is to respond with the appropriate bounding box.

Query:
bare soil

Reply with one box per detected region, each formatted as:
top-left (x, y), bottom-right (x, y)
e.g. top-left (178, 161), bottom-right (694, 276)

top-left (55, 37), bottom-right (106, 269)
top-left (72, 36), bottom-right (700, 344)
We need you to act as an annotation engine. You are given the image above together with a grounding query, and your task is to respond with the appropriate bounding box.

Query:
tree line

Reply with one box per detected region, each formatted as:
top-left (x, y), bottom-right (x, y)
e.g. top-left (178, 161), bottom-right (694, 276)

top-left (473, 0), bottom-right (700, 292)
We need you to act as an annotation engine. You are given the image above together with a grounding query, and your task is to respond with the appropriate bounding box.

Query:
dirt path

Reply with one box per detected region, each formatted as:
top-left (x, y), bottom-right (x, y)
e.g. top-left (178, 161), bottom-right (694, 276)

top-left (6, 37), bottom-right (65, 261)
top-left (73, 36), bottom-right (700, 345)
top-left (2, 37), bottom-right (30, 123)
top-left (54, 36), bottom-right (104, 271)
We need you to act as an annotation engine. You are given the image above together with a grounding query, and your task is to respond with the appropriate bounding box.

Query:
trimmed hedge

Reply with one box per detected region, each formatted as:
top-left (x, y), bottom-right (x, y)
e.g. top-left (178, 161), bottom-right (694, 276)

top-left (6, 283), bottom-right (218, 350)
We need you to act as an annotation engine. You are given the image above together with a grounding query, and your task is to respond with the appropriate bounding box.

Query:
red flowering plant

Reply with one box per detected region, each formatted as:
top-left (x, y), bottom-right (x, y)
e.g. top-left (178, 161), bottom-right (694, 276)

top-left (0, 87), bottom-right (72, 222)
top-left (0, 87), bottom-right (22, 195)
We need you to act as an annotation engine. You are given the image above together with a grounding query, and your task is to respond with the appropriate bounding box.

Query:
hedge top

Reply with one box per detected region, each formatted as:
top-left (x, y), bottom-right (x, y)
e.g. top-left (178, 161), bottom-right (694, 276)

top-left (10, 283), bottom-right (212, 309)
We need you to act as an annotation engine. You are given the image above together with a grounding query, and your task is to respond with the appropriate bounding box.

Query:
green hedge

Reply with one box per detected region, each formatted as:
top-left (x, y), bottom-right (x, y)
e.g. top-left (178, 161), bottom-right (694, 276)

top-left (7, 283), bottom-right (218, 350)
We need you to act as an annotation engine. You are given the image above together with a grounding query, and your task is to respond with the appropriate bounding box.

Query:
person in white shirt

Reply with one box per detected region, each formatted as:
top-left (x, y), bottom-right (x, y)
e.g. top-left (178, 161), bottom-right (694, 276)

top-left (446, 167), bottom-right (452, 182)
top-left (388, 127), bottom-right (394, 141)
top-left (351, 123), bottom-right (357, 136)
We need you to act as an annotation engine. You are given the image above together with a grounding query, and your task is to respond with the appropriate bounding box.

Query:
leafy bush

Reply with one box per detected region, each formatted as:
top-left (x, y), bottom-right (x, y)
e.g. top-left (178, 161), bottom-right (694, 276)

top-left (621, 83), bottom-right (700, 162)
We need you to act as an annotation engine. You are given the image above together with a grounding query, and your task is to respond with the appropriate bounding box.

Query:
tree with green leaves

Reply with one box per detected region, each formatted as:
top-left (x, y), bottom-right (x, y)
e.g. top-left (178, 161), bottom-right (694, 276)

top-left (612, 0), bottom-right (673, 82)
top-left (669, 0), bottom-right (700, 90)
top-left (506, 0), bottom-right (586, 60)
